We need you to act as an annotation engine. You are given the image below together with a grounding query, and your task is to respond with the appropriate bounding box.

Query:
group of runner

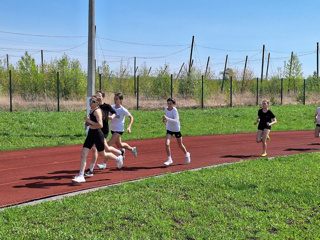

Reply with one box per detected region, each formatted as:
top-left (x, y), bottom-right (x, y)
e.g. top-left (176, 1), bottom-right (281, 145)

top-left (72, 90), bottom-right (320, 184)
top-left (72, 91), bottom-right (190, 183)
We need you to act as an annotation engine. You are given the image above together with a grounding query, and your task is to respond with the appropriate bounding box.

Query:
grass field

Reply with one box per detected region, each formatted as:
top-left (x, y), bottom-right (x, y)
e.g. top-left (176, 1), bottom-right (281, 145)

top-left (0, 104), bottom-right (316, 151)
top-left (0, 104), bottom-right (319, 239)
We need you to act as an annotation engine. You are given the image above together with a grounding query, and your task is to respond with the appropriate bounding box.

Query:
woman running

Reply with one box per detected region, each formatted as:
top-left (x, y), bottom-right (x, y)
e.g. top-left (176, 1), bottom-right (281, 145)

top-left (72, 95), bottom-right (123, 183)
top-left (254, 99), bottom-right (277, 157)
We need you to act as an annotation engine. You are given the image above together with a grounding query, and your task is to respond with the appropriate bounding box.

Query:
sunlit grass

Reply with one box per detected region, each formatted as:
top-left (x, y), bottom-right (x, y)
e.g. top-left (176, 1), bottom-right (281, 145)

top-left (0, 104), bottom-right (316, 151)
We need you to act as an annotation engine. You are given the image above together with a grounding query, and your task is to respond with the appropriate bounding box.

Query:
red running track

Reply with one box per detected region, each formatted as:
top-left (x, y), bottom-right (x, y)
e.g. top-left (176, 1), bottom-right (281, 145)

top-left (1, 130), bottom-right (319, 208)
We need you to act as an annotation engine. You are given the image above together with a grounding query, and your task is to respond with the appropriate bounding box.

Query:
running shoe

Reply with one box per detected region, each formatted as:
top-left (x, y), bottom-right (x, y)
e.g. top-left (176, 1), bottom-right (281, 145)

top-left (261, 153), bottom-right (267, 157)
top-left (72, 175), bottom-right (86, 183)
top-left (185, 152), bottom-right (191, 164)
top-left (267, 135), bottom-right (271, 141)
top-left (84, 168), bottom-right (93, 177)
top-left (97, 163), bottom-right (107, 169)
top-left (121, 148), bottom-right (126, 160)
top-left (132, 147), bottom-right (138, 157)
top-left (164, 158), bottom-right (173, 166)
top-left (116, 155), bottom-right (123, 169)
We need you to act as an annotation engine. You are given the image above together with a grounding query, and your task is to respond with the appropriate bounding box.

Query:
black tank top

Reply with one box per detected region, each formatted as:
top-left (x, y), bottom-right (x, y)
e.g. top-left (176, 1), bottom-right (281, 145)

top-left (90, 108), bottom-right (98, 123)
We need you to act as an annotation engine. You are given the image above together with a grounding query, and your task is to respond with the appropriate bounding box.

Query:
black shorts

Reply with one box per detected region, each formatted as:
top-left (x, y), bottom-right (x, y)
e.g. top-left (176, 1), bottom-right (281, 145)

top-left (258, 125), bottom-right (271, 131)
top-left (83, 129), bottom-right (105, 152)
top-left (316, 124), bottom-right (320, 127)
top-left (166, 130), bottom-right (182, 138)
top-left (111, 130), bottom-right (124, 136)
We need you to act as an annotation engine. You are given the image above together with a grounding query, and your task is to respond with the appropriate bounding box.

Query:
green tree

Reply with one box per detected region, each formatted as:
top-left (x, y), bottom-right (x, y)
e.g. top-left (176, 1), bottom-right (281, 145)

top-left (283, 53), bottom-right (303, 93)
top-left (17, 51), bottom-right (45, 99)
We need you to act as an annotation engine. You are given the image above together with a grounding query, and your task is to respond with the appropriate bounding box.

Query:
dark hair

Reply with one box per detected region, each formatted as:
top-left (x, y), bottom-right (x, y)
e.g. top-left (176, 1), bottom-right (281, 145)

top-left (115, 92), bottom-right (123, 100)
top-left (92, 95), bottom-right (102, 104)
top-left (167, 97), bottom-right (176, 104)
top-left (96, 90), bottom-right (105, 98)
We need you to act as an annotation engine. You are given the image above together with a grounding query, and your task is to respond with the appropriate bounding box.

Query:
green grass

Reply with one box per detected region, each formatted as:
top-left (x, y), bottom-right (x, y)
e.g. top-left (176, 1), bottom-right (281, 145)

top-left (1, 153), bottom-right (320, 239)
top-left (0, 104), bottom-right (316, 151)
top-left (0, 104), bottom-right (319, 239)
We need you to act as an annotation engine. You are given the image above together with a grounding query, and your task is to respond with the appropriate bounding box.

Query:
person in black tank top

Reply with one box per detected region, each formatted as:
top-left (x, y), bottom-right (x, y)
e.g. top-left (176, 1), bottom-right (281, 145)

top-left (85, 91), bottom-right (125, 177)
top-left (254, 99), bottom-right (277, 157)
top-left (72, 95), bottom-right (124, 183)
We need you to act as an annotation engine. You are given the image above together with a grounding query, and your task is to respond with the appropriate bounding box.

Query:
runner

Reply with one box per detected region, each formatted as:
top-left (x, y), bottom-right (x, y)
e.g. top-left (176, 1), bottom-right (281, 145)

top-left (254, 99), bottom-right (277, 157)
top-left (72, 95), bottom-right (123, 183)
top-left (314, 106), bottom-right (320, 138)
top-left (84, 91), bottom-right (125, 177)
top-left (162, 97), bottom-right (191, 166)
top-left (97, 92), bottom-right (137, 170)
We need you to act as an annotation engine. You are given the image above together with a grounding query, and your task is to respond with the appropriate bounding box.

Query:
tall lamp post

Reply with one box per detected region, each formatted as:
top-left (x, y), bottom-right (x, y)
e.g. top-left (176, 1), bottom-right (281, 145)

top-left (87, 0), bottom-right (95, 116)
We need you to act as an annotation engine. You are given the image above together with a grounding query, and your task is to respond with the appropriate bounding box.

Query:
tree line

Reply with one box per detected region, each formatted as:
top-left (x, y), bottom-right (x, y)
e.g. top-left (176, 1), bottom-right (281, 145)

top-left (0, 51), bottom-right (319, 104)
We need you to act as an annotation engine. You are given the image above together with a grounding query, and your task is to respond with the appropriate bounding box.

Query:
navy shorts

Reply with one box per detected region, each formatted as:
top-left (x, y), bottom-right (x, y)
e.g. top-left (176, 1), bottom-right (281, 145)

top-left (166, 130), bottom-right (182, 138)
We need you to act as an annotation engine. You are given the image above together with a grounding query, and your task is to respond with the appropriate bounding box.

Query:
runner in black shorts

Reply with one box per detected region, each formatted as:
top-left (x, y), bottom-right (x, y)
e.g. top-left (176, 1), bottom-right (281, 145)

top-left (163, 97), bottom-right (191, 166)
top-left (72, 95), bottom-right (123, 183)
top-left (254, 99), bottom-right (277, 157)
top-left (84, 91), bottom-right (124, 177)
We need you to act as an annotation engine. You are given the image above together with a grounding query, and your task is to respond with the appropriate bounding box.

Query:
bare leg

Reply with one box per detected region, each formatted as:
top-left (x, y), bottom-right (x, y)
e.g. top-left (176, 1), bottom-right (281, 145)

top-left (261, 129), bottom-right (270, 154)
top-left (256, 130), bottom-right (263, 143)
top-left (79, 148), bottom-right (90, 173)
top-left (98, 150), bottom-right (123, 169)
top-left (165, 134), bottom-right (172, 157)
top-left (176, 137), bottom-right (187, 154)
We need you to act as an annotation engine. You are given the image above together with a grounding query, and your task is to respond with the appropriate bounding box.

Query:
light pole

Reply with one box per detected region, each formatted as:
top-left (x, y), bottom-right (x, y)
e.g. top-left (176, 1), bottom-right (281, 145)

top-left (87, 0), bottom-right (95, 116)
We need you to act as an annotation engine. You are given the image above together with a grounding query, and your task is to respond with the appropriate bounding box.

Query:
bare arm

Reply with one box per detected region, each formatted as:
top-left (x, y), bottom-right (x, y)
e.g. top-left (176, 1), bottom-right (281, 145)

top-left (85, 109), bottom-right (103, 129)
top-left (267, 117), bottom-right (277, 126)
top-left (126, 115), bottom-right (134, 133)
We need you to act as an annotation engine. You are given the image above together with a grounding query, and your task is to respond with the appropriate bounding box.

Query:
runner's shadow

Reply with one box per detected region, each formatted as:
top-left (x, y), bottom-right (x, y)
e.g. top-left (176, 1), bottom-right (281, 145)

top-left (220, 155), bottom-right (260, 159)
top-left (13, 177), bottom-right (111, 189)
top-left (309, 143), bottom-right (320, 145)
top-left (110, 165), bottom-right (168, 172)
top-left (284, 148), bottom-right (318, 152)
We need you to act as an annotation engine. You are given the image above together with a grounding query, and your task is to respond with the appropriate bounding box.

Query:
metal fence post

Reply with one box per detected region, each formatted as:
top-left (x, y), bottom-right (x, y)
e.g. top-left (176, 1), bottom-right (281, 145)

top-left (170, 74), bottom-right (173, 98)
top-left (201, 75), bottom-right (204, 109)
top-left (137, 75), bottom-right (139, 110)
top-left (57, 72), bottom-right (60, 112)
top-left (230, 76), bottom-right (233, 107)
top-left (281, 78), bottom-right (283, 105)
top-left (256, 78), bottom-right (259, 106)
top-left (303, 79), bottom-right (306, 105)
top-left (9, 70), bottom-right (12, 112)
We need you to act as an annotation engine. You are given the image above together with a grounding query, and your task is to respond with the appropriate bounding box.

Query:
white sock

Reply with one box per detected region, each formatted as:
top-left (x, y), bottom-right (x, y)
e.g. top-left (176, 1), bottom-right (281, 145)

top-left (89, 163), bottom-right (95, 171)
top-left (117, 150), bottom-right (121, 155)
top-left (79, 172), bottom-right (84, 177)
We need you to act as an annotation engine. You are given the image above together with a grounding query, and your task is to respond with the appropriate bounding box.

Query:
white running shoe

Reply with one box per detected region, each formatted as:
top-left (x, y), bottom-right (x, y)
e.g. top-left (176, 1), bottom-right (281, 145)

top-left (164, 157), bottom-right (173, 166)
top-left (97, 163), bottom-right (107, 169)
top-left (116, 155), bottom-right (123, 169)
top-left (185, 152), bottom-right (191, 164)
top-left (132, 147), bottom-right (137, 157)
top-left (72, 175), bottom-right (86, 183)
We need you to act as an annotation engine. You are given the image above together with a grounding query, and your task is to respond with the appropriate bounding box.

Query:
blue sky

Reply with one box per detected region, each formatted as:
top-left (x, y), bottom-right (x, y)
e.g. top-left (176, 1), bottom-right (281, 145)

top-left (0, 0), bottom-right (319, 78)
